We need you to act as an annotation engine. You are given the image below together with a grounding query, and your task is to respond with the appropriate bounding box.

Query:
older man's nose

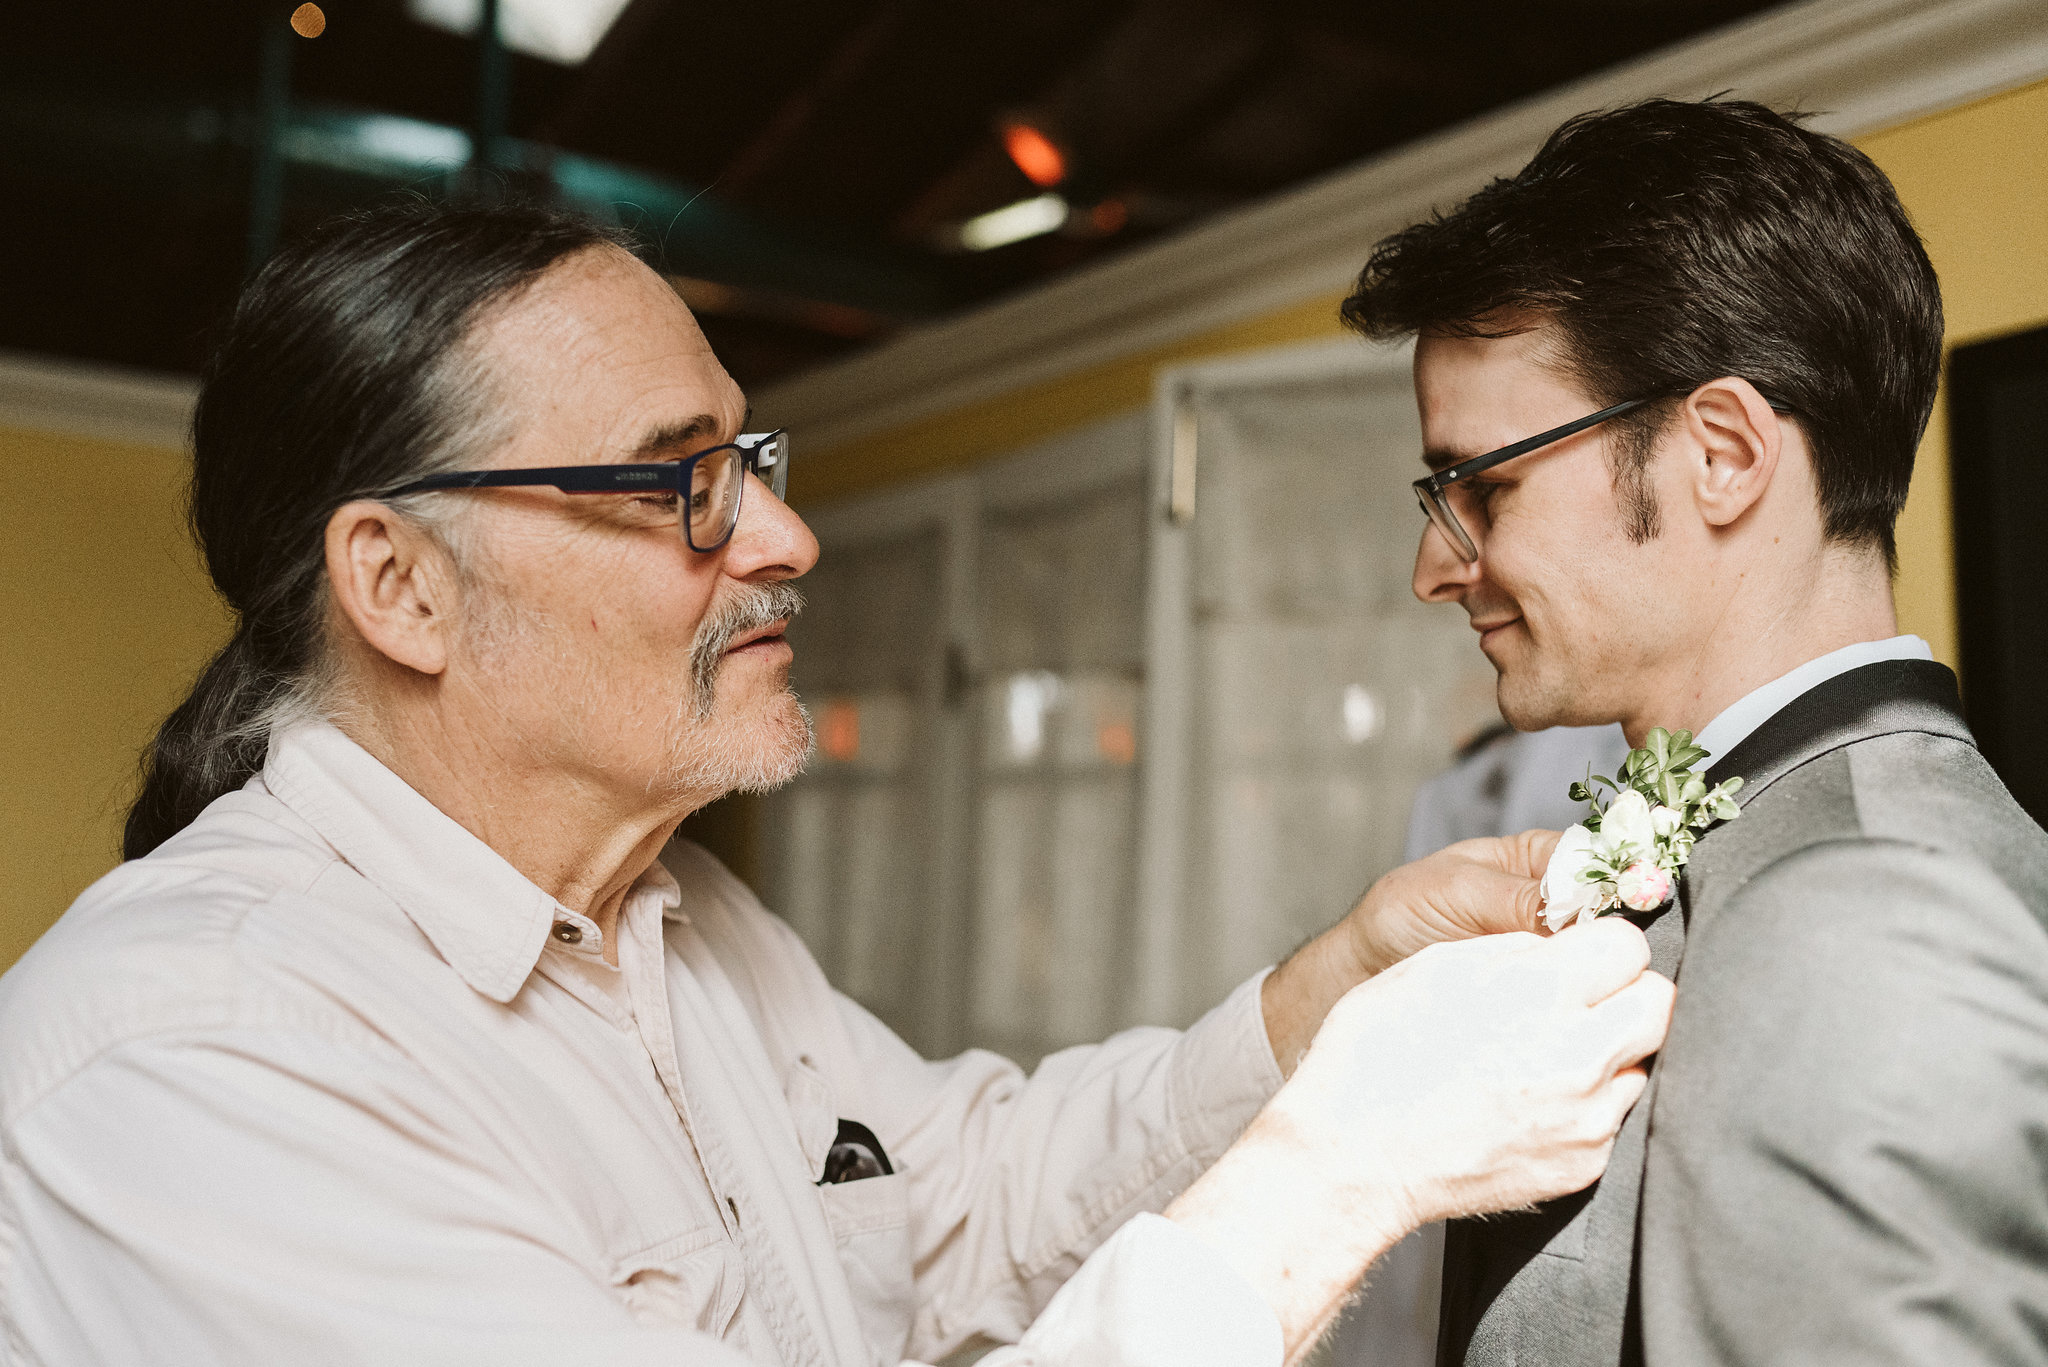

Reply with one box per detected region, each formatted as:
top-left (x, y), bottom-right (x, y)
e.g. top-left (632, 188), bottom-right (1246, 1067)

top-left (1413, 522), bottom-right (1481, 604)
top-left (724, 472), bottom-right (820, 581)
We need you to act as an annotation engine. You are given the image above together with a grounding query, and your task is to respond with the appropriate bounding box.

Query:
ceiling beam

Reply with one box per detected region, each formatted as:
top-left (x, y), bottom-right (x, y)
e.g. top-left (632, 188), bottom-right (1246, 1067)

top-left (1, 88), bottom-right (964, 320)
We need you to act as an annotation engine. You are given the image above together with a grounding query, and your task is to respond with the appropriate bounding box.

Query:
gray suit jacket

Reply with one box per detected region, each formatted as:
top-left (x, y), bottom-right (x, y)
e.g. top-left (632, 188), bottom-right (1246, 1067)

top-left (1438, 660), bottom-right (2048, 1366)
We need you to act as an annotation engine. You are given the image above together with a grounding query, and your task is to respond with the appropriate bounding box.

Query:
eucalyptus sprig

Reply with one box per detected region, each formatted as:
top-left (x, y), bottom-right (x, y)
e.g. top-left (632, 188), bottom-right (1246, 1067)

top-left (1540, 728), bottom-right (1745, 927)
top-left (1570, 727), bottom-right (1742, 842)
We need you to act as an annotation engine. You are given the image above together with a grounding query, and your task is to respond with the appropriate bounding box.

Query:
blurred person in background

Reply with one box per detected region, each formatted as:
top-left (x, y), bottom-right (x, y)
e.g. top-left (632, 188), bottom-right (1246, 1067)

top-left (0, 199), bottom-right (1670, 1367)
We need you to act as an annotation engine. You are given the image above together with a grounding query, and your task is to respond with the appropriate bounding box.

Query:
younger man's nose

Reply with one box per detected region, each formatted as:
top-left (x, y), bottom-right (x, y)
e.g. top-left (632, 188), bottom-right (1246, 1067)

top-left (1412, 524), bottom-right (1482, 604)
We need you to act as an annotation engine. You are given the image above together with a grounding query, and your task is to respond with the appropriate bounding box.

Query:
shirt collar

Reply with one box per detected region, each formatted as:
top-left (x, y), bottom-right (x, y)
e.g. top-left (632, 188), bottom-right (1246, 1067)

top-left (260, 721), bottom-right (680, 1003)
top-left (1692, 634), bottom-right (1934, 768)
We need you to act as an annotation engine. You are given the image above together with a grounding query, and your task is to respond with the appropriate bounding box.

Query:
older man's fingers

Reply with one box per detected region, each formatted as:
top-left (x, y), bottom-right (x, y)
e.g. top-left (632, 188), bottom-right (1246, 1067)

top-left (1440, 858), bottom-right (1547, 937)
top-left (1592, 1065), bottom-right (1650, 1132)
top-left (1574, 972), bottom-right (1674, 1092)
top-left (1535, 915), bottom-right (1653, 1006)
top-left (1444, 828), bottom-right (1562, 882)
top-left (1593, 971), bottom-right (1675, 1070)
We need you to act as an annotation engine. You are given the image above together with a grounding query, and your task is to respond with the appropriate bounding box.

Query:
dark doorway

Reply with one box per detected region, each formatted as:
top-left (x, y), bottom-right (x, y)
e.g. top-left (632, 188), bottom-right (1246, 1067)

top-left (1949, 323), bottom-right (2048, 827)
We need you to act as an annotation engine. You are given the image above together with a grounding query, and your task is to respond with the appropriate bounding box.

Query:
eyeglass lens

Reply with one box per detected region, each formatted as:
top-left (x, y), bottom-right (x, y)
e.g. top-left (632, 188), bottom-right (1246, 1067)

top-left (754, 433), bottom-right (789, 502)
top-left (687, 448), bottom-right (745, 551)
top-left (1417, 483), bottom-right (1480, 562)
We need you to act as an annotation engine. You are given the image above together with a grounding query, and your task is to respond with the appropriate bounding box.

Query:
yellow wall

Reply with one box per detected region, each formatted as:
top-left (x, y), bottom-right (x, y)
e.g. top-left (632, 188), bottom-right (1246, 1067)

top-left (1859, 78), bottom-right (2048, 670)
top-left (794, 76), bottom-right (2048, 675)
top-left (0, 426), bottom-right (231, 967)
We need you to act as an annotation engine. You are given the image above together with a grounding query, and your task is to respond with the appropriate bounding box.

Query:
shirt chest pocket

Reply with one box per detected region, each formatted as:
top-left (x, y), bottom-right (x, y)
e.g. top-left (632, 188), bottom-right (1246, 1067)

top-left (819, 1172), bottom-right (914, 1367)
top-left (609, 1224), bottom-right (746, 1336)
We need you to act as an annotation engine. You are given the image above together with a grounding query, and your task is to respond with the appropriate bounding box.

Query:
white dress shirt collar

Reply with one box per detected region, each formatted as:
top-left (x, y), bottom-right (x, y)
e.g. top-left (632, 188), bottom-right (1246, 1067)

top-left (260, 721), bottom-right (683, 1003)
top-left (1692, 634), bottom-right (1934, 770)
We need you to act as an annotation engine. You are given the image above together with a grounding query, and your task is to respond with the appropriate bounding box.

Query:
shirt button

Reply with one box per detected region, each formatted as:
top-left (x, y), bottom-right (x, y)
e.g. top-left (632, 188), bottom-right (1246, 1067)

top-left (551, 922), bottom-right (583, 945)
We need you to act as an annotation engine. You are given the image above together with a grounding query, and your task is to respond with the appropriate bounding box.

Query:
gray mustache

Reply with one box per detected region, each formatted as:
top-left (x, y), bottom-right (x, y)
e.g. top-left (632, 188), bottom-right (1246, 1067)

top-left (690, 581), bottom-right (805, 715)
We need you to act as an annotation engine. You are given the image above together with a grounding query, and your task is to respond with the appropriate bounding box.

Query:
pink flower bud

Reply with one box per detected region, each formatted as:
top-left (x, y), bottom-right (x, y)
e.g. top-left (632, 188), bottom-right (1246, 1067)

top-left (1615, 860), bottom-right (1674, 912)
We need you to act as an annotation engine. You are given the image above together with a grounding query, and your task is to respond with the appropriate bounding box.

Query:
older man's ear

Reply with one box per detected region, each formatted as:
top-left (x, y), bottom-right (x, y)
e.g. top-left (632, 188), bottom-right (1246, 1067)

top-left (323, 500), bottom-right (461, 678)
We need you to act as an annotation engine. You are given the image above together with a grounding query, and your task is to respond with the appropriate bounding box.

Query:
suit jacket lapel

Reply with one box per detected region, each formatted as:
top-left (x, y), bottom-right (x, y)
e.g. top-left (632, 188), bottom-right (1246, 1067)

top-left (1703, 659), bottom-right (1972, 802)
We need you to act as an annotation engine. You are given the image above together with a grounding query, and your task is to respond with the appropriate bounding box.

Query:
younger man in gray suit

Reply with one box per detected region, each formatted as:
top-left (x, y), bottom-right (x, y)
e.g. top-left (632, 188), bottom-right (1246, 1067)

top-left (1345, 98), bottom-right (2048, 1364)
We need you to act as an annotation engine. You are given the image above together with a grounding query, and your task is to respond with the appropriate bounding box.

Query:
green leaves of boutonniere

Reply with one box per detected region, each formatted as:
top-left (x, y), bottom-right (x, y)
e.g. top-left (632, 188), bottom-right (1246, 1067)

top-left (1542, 728), bottom-right (1745, 929)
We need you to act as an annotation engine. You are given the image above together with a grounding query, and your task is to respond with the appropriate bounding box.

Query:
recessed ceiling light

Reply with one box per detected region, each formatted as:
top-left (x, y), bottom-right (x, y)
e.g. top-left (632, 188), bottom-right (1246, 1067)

top-left (407, 0), bottom-right (633, 65)
top-left (959, 194), bottom-right (1069, 252)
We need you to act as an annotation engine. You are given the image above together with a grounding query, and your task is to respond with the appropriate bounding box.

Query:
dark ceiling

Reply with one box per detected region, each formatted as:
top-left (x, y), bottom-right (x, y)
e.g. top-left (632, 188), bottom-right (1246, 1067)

top-left (1, 0), bottom-right (1784, 390)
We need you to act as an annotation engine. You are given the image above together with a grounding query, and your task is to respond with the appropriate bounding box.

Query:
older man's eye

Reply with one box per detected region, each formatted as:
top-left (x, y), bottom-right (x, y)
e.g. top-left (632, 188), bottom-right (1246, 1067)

top-left (634, 491), bottom-right (680, 514)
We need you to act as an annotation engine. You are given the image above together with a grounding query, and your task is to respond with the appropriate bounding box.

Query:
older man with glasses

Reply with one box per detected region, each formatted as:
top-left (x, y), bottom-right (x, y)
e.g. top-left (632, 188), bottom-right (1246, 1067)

top-left (0, 199), bottom-right (1669, 1367)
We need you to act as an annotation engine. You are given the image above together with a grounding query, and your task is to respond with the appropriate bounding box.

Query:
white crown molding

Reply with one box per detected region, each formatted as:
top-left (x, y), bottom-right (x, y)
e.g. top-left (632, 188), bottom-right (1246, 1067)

top-left (757, 0), bottom-right (2048, 453)
top-left (0, 351), bottom-right (198, 451)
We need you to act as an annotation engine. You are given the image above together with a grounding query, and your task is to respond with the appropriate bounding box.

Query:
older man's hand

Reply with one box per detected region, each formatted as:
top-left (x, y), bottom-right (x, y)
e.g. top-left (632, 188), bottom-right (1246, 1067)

top-left (1261, 830), bottom-right (1560, 1076)
top-left (1177, 918), bottom-right (1672, 1362)
top-left (1345, 829), bottom-right (1561, 975)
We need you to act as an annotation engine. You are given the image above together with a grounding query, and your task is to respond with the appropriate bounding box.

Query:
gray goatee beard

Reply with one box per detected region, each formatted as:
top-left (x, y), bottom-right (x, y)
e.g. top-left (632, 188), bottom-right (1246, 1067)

top-left (688, 579), bottom-right (807, 720)
top-left (652, 580), bottom-right (814, 805)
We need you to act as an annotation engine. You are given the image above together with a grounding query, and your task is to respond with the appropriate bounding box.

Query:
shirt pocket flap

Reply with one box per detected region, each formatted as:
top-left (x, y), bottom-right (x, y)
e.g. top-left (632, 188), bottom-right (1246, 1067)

top-left (783, 1053), bottom-right (838, 1179)
top-left (819, 1169), bottom-right (910, 1240)
top-left (610, 1225), bottom-right (745, 1336)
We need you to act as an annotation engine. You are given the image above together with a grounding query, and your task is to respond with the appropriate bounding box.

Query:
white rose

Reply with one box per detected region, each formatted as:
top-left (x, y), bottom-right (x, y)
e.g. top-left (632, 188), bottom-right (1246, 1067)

top-left (1599, 789), bottom-right (1656, 864)
top-left (1540, 824), bottom-right (1608, 932)
top-left (1651, 804), bottom-right (1683, 839)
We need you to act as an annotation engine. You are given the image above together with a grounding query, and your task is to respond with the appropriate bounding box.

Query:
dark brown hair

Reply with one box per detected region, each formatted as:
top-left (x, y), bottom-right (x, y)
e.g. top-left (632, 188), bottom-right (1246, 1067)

top-left (1342, 97), bottom-right (1943, 561)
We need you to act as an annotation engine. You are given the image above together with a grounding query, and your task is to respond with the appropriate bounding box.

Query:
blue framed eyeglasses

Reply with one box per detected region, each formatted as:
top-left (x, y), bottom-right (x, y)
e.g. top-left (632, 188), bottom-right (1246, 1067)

top-left (385, 429), bottom-right (790, 553)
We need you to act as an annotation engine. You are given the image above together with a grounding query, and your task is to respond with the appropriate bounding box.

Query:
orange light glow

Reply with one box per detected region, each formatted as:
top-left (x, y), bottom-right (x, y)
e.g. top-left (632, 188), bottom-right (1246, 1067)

top-left (819, 698), bottom-right (861, 763)
top-left (1097, 721), bottom-right (1137, 765)
top-left (290, 3), bottom-right (326, 37)
top-left (1003, 124), bottom-right (1067, 189)
top-left (1089, 199), bottom-right (1128, 234)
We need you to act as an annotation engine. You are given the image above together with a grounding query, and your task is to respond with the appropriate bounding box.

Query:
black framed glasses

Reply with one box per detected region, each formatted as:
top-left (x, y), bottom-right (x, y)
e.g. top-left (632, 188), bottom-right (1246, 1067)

top-left (1413, 393), bottom-right (1791, 562)
top-left (385, 429), bottom-right (790, 553)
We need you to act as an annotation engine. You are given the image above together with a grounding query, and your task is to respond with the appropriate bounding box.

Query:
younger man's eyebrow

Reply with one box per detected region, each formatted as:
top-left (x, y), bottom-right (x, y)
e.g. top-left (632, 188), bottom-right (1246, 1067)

top-left (1422, 446), bottom-right (1471, 473)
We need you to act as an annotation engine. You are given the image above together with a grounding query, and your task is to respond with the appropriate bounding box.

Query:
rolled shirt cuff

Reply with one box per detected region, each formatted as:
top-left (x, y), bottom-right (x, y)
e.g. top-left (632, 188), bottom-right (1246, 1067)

top-left (1169, 967), bottom-right (1285, 1167)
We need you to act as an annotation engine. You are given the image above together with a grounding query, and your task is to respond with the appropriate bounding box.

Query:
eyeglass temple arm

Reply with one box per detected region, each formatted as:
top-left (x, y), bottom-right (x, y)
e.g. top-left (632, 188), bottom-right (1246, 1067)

top-left (385, 464), bottom-right (690, 497)
top-left (1427, 398), bottom-right (1651, 491)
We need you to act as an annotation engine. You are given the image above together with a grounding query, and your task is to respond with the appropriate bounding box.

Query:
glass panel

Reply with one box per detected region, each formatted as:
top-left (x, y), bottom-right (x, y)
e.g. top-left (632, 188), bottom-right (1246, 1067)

top-left (761, 531), bottom-right (942, 1048)
top-left (1178, 371), bottom-right (1503, 1013)
top-left (969, 478), bottom-right (1146, 1065)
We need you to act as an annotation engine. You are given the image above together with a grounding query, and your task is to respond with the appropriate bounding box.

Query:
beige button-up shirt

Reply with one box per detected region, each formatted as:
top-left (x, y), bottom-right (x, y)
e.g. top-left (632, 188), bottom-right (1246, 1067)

top-left (0, 724), bottom-right (1283, 1366)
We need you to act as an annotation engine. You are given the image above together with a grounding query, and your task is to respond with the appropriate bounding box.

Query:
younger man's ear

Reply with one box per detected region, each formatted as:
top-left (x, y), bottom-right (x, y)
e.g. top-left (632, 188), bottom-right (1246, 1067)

top-left (324, 500), bottom-right (458, 677)
top-left (1683, 377), bottom-right (1784, 529)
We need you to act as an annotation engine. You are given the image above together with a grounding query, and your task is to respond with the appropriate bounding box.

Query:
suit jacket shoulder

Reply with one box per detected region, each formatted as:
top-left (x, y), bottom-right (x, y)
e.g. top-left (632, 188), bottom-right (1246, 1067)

top-left (1641, 666), bottom-right (2048, 1365)
top-left (1440, 660), bottom-right (2048, 1367)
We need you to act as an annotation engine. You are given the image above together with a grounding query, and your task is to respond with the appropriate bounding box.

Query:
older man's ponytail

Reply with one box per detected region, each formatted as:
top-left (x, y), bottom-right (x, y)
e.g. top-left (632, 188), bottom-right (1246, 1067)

top-left (124, 629), bottom-right (290, 858)
top-left (123, 198), bottom-right (627, 859)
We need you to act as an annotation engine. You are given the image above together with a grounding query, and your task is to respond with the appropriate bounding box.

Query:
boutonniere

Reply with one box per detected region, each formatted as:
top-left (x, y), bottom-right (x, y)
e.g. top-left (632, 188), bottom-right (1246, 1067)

top-left (1540, 727), bottom-right (1744, 931)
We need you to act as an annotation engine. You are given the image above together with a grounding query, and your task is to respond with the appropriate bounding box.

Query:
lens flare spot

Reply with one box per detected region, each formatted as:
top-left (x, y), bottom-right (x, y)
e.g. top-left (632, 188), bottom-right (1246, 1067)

top-left (818, 698), bottom-right (861, 763)
top-left (290, 3), bottom-right (327, 36)
top-left (1002, 123), bottom-right (1066, 188)
top-left (1097, 720), bottom-right (1137, 765)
